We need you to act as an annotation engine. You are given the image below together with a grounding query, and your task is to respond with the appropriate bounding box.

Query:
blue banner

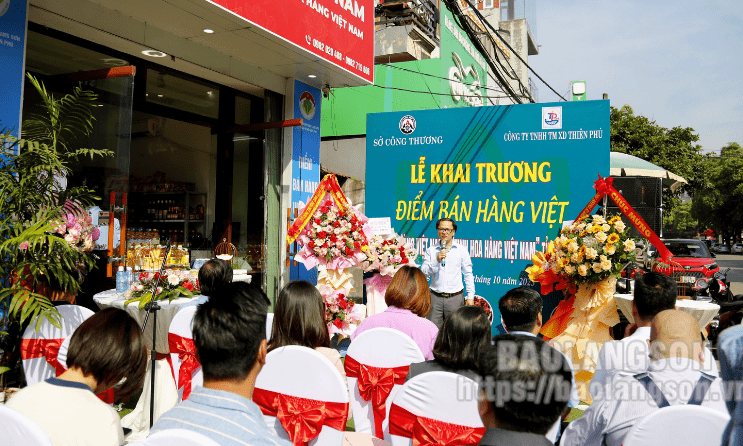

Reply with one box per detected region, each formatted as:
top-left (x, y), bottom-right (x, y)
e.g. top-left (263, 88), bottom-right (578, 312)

top-left (0, 0), bottom-right (28, 148)
top-left (366, 101), bottom-right (610, 331)
top-left (290, 80), bottom-right (321, 282)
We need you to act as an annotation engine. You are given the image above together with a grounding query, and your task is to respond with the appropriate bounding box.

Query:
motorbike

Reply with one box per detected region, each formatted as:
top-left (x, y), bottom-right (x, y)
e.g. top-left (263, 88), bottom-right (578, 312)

top-left (692, 268), bottom-right (743, 346)
top-left (616, 262), bottom-right (644, 294)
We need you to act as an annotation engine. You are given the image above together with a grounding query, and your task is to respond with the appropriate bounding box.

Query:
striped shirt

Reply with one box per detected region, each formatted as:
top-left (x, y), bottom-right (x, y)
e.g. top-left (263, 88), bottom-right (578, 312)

top-left (150, 386), bottom-right (292, 446)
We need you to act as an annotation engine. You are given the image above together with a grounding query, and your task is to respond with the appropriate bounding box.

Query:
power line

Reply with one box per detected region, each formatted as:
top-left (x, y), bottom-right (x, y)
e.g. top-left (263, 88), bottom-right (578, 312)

top-left (370, 83), bottom-right (525, 99)
top-left (379, 62), bottom-right (518, 96)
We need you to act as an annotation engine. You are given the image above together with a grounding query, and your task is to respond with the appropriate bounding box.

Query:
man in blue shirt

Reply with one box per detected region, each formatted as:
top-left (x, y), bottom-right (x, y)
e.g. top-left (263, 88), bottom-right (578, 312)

top-left (151, 282), bottom-right (291, 446)
top-left (421, 218), bottom-right (475, 328)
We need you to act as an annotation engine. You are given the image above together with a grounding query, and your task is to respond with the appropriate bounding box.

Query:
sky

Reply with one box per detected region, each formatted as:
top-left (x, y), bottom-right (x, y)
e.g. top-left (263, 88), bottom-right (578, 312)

top-left (528, 0), bottom-right (743, 154)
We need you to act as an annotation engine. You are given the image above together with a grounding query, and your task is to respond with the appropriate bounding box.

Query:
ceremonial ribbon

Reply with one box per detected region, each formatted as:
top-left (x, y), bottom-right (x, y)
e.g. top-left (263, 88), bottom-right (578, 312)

top-left (344, 355), bottom-right (410, 438)
top-left (168, 333), bottom-right (200, 400)
top-left (253, 387), bottom-right (348, 446)
top-left (20, 338), bottom-right (66, 376)
top-left (287, 174), bottom-right (351, 244)
top-left (388, 403), bottom-right (485, 446)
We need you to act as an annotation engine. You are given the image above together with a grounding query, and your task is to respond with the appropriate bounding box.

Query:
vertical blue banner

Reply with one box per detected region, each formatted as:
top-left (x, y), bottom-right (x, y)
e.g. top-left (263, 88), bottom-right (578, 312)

top-left (0, 0), bottom-right (28, 149)
top-left (290, 80), bottom-right (321, 282)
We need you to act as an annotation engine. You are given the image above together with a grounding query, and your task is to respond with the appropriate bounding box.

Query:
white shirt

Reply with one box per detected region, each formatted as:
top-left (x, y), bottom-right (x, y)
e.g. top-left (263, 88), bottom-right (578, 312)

top-left (562, 357), bottom-right (729, 446)
top-left (7, 378), bottom-right (123, 446)
top-left (590, 326), bottom-right (719, 398)
top-left (421, 240), bottom-right (475, 299)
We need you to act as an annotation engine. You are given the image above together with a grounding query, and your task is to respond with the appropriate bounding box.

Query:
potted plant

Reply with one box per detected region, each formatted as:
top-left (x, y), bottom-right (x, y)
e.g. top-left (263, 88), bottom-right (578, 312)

top-left (0, 73), bottom-right (112, 389)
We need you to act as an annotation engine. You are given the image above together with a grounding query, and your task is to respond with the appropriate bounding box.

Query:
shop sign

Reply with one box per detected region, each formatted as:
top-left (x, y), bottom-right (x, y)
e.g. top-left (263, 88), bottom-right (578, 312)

top-left (290, 80), bottom-right (321, 282)
top-left (208, 0), bottom-right (374, 83)
top-left (365, 100), bottom-right (610, 332)
top-left (0, 0), bottom-right (29, 153)
top-left (440, 4), bottom-right (487, 108)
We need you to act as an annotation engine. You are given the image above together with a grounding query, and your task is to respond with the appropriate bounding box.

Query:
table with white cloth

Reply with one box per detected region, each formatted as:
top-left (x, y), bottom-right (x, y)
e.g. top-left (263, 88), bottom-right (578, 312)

top-left (93, 290), bottom-right (204, 442)
top-left (614, 293), bottom-right (720, 331)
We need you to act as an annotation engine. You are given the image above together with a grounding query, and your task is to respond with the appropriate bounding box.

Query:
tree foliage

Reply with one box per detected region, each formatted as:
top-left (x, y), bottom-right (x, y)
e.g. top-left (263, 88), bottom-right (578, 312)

top-left (610, 105), bottom-right (706, 220)
top-left (692, 142), bottom-right (743, 242)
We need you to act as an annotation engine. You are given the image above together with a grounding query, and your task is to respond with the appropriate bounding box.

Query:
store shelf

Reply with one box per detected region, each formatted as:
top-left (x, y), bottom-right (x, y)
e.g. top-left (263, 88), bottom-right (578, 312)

top-left (132, 219), bottom-right (205, 223)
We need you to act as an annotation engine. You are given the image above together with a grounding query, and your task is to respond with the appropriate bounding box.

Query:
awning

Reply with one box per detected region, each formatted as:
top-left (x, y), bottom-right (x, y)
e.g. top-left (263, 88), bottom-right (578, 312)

top-left (610, 152), bottom-right (688, 192)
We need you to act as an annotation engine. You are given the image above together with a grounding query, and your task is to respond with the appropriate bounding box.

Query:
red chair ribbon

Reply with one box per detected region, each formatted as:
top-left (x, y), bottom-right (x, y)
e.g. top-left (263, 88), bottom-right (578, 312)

top-left (253, 387), bottom-right (348, 446)
top-left (168, 333), bottom-right (200, 400)
top-left (21, 338), bottom-right (66, 377)
top-left (388, 403), bottom-right (485, 446)
top-left (344, 355), bottom-right (410, 439)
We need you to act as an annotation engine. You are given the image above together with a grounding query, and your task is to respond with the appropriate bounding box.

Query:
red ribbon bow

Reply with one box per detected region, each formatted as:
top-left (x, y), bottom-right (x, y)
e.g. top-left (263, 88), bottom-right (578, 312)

top-left (168, 333), bottom-right (200, 400)
top-left (344, 355), bottom-right (410, 439)
top-left (253, 388), bottom-right (348, 446)
top-left (21, 338), bottom-right (67, 377)
top-left (389, 403), bottom-right (485, 446)
top-left (593, 175), bottom-right (614, 195)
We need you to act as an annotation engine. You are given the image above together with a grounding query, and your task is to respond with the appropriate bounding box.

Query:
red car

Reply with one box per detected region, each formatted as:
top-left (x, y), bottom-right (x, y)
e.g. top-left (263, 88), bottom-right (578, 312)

top-left (651, 239), bottom-right (719, 294)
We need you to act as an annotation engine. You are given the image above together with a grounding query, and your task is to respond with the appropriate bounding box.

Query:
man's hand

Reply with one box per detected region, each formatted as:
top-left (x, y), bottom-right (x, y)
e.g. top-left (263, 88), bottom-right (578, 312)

top-left (437, 250), bottom-right (447, 263)
top-left (465, 299), bottom-right (474, 306)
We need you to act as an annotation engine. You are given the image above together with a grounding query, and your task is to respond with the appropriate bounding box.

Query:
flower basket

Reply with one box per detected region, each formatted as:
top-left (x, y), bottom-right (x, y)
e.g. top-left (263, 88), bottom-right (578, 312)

top-left (124, 270), bottom-right (199, 309)
top-left (361, 234), bottom-right (418, 316)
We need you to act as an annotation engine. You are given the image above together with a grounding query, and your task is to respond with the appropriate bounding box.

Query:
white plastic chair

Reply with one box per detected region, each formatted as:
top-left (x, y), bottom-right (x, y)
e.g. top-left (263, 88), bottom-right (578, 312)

top-left (168, 306), bottom-right (202, 401)
top-left (21, 304), bottom-right (94, 385)
top-left (622, 405), bottom-right (730, 446)
top-left (387, 372), bottom-right (484, 446)
top-left (266, 312), bottom-right (274, 340)
top-left (344, 328), bottom-right (425, 439)
top-left (130, 428), bottom-right (221, 446)
top-left (0, 405), bottom-right (54, 446)
top-left (255, 345), bottom-right (349, 446)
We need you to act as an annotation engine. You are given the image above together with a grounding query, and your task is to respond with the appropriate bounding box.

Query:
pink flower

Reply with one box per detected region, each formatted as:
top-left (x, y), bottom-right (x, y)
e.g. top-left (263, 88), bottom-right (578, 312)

top-left (19, 241), bottom-right (29, 250)
top-left (64, 213), bottom-right (76, 228)
top-left (91, 227), bottom-right (100, 241)
top-left (85, 215), bottom-right (93, 224)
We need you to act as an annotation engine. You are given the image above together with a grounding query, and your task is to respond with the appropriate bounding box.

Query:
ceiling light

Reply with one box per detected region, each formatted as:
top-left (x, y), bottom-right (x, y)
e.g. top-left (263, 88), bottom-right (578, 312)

top-left (157, 94), bottom-right (164, 98)
top-left (98, 104), bottom-right (104, 107)
top-left (203, 29), bottom-right (214, 34)
top-left (207, 91), bottom-right (213, 95)
top-left (308, 74), bottom-right (317, 78)
top-left (141, 49), bottom-right (167, 58)
top-left (146, 93), bottom-right (149, 97)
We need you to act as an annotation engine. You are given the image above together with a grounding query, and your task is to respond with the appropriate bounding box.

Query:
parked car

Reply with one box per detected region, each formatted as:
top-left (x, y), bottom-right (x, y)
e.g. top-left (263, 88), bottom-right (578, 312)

top-left (732, 243), bottom-right (743, 254)
top-left (651, 239), bottom-right (719, 295)
top-left (718, 245), bottom-right (730, 254)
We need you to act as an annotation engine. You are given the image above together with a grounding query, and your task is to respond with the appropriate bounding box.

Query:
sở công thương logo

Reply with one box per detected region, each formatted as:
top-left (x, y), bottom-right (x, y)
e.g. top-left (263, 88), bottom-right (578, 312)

top-left (542, 106), bottom-right (562, 130)
top-left (399, 115), bottom-right (416, 134)
top-left (299, 91), bottom-right (316, 121)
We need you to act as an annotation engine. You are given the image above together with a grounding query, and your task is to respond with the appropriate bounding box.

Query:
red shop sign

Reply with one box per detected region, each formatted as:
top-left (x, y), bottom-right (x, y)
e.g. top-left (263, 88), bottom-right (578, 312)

top-left (208, 0), bottom-right (374, 83)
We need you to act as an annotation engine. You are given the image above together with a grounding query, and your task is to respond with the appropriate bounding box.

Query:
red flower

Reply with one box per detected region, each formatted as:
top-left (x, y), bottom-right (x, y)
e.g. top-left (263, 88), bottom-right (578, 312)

top-left (333, 318), bottom-right (343, 328)
top-left (339, 299), bottom-right (348, 309)
top-left (321, 206), bottom-right (329, 214)
top-left (330, 234), bottom-right (337, 243)
top-left (182, 281), bottom-right (194, 291)
top-left (345, 247), bottom-right (352, 255)
top-left (139, 272), bottom-right (148, 281)
top-left (333, 221), bottom-right (340, 228)
top-left (315, 218), bottom-right (322, 225)
top-left (322, 242), bottom-right (329, 248)
top-left (308, 240), bottom-right (315, 248)
top-left (353, 241), bottom-right (360, 249)
top-left (153, 272), bottom-right (160, 280)
top-left (338, 293), bottom-right (346, 300)
top-left (402, 258), bottom-right (409, 264)
top-left (317, 231), bottom-right (327, 239)
top-left (351, 215), bottom-right (358, 223)
top-left (325, 200), bottom-right (333, 207)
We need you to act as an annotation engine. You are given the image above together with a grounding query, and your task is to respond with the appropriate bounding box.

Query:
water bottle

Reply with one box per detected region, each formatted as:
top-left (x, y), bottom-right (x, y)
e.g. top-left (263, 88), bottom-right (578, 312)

top-left (116, 266), bottom-right (128, 293)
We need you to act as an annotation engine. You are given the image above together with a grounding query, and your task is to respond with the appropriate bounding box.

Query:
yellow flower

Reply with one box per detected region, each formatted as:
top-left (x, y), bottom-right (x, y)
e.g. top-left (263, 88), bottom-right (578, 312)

top-left (564, 264), bottom-right (575, 275)
top-left (558, 257), bottom-right (570, 268)
top-left (526, 242), bottom-right (555, 281)
top-left (594, 231), bottom-right (608, 243)
top-left (608, 216), bottom-right (621, 224)
top-left (607, 233), bottom-right (620, 244)
top-left (579, 230), bottom-right (588, 237)
top-left (578, 245), bottom-right (586, 256)
top-left (567, 240), bottom-right (579, 253)
top-left (590, 224), bottom-right (602, 233)
top-left (592, 262), bottom-right (603, 273)
top-left (600, 255), bottom-right (612, 271)
top-left (571, 252), bottom-right (583, 263)
top-left (604, 244), bottom-right (617, 255)
top-left (585, 247), bottom-right (598, 260)
top-left (578, 264), bottom-right (589, 276)
top-left (614, 220), bottom-right (626, 232)
top-left (592, 215), bottom-right (606, 224)
top-left (602, 224), bottom-right (611, 232)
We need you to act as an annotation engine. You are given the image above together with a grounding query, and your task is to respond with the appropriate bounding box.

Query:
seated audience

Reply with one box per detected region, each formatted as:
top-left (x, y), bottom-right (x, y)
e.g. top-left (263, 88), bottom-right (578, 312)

top-left (150, 282), bottom-right (291, 446)
top-left (591, 272), bottom-right (718, 394)
top-left (718, 324), bottom-right (743, 446)
top-left (7, 308), bottom-right (147, 446)
top-left (498, 287), bottom-right (579, 441)
top-left (198, 258), bottom-right (233, 297)
top-left (351, 265), bottom-right (438, 359)
top-left (561, 310), bottom-right (728, 446)
top-left (477, 334), bottom-right (572, 446)
top-left (406, 305), bottom-right (490, 382)
top-left (268, 280), bottom-right (346, 385)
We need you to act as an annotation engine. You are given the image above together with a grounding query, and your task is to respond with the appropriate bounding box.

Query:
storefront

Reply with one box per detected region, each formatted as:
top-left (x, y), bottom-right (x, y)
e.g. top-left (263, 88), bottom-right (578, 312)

top-left (6, 0), bottom-right (374, 304)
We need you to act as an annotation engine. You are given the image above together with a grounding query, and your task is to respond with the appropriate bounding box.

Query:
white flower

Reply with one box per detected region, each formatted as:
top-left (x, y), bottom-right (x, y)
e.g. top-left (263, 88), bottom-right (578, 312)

top-left (624, 239), bottom-right (636, 252)
top-left (594, 231), bottom-right (607, 243)
top-left (592, 215), bottom-right (606, 225)
top-left (604, 244), bottom-right (617, 255)
top-left (614, 221), bottom-right (626, 232)
top-left (592, 262), bottom-right (603, 273)
top-left (585, 247), bottom-right (598, 260)
top-left (168, 275), bottom-right (180, 286)
top-left (564, 264), bottom-right (575, 275)
top-left (578, 264), bottom-right (589, 276)
top-left (602, 224), bottom-right (611, 232)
